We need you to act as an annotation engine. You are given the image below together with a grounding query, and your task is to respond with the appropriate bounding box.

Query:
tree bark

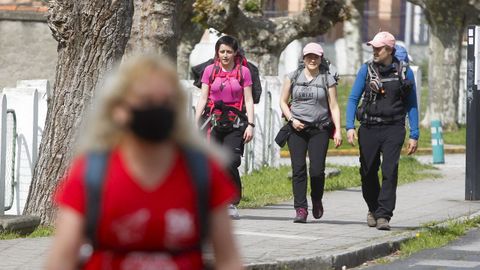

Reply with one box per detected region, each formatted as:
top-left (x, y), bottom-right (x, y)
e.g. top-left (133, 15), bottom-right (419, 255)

top-left (177, 0), bottom-right (205, 79)
top-left (343, 0), bottom-right (365, 75)
top-left (408, 0), bottom-right (480, 129)
top-left (23, 0), bottom-right (133, 225)
top-left (427, 29), bottom-right (462, 130)
top-left (125, 0), bottom-right (179, 61)
top-left (177, 28), bottom-right (205, 79)
top-left (194, 0), bottom-right (348, 75)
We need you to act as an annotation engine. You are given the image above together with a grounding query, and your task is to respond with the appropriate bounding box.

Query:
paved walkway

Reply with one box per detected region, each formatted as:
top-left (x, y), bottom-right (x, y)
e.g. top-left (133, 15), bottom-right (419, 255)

top-left (1, 154), bottom-right (479, 269)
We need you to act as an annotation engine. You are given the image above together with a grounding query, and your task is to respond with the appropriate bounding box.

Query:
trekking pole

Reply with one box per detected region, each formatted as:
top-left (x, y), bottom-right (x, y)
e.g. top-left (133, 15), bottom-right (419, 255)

top-left (199, 115), bottom-right (212, 131)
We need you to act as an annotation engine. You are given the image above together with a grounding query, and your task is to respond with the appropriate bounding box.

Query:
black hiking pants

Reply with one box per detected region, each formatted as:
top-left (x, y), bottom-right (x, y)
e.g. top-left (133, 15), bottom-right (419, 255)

top-left (287, 126), bottom-right (330, 210)
top-left (358, 123), bottom-right (406, 220)
top-left (210, 124), bottom-right (247, 205)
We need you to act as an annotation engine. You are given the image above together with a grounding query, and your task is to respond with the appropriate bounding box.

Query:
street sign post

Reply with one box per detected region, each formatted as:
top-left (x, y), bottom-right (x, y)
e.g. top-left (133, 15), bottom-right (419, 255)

top-left (466, 25), bottom-right (480, 200)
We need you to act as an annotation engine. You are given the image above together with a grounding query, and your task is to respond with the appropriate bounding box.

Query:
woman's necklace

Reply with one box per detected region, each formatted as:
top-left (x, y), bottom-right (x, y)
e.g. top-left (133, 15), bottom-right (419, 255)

top-left (220, 62), bottom-right (235, 91)
top-left (304, 68), bottom-right (320, 82)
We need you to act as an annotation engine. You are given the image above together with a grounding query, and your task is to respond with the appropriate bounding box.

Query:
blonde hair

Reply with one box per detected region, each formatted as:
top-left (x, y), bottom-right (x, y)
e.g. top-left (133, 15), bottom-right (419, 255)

top-left (78, 54), bottom-right (224, 161)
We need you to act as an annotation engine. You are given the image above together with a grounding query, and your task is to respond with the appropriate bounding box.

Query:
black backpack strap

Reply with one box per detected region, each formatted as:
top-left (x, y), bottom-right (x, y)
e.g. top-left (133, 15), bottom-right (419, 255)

top-left (209, 62), bottom-right (221, 86)
top-left (84, 151), bottom-right (110, 247)
top-left (212, 100), bottom-right (248, 121)
top-left (183, 147), bottom-right (210, 244)
top-left (290, 66), bottom-right (304, 88)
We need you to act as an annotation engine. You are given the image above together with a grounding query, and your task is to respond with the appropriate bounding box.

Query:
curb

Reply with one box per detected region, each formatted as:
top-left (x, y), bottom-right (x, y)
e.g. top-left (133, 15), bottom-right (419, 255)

top-left (280, 146), bottom-right (466, 158)
top-left (244, 232), bottom-right (415, 270)
top-left (244, 210), bottom-right (480, 270)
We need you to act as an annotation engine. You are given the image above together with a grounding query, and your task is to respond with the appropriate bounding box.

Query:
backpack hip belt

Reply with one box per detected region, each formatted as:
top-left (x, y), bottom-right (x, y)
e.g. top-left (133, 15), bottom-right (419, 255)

top-left (361, 114), bottom-right (405, 125)
top-left (303, 118), bottom-right (332, 130)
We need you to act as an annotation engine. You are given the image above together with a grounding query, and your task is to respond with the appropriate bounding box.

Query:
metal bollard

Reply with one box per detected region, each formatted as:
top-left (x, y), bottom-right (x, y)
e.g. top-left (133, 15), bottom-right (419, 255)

top-left (430, 120), bottom-right (445, 164)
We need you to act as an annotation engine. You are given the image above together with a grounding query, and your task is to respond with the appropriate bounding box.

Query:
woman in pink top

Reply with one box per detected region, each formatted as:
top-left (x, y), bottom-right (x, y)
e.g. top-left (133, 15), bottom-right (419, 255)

top-left (195, 36), bottom-right (255, 219)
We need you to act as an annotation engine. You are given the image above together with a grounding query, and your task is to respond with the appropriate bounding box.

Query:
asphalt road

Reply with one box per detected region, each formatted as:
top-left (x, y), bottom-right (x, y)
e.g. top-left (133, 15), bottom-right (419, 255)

top-left (362, 227), bottom-right (480, 270)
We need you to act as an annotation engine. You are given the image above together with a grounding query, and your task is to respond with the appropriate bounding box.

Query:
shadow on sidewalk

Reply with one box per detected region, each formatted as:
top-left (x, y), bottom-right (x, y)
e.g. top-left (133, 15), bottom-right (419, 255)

top-left (239, 215), bottom-right (293, 221)
top-left (238, 216), bottom-right (421, 230)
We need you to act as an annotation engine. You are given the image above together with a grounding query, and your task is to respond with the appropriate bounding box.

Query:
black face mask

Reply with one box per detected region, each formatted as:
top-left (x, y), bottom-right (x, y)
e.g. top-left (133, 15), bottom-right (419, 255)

top-left (129, 105), bottom-right (175, 143)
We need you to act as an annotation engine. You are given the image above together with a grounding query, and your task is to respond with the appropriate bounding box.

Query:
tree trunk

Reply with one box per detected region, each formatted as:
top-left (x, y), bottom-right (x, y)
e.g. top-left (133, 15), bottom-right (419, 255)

top-left (177, 29), bottom-right (204, 79)
top-left (407, 0), bottom-right (480, 130)
top-left (343, 0), bottom-right (365, 75)
top-left (246, 51), bottom-right (280, 76)
top-left (23, 1), bottom-right (133, 225)
top-left (176, 26), bottom-right (204, 79)
top-left (125, 0), bottom-right (179, 61)
top-left (176, 0), bottom-right (205, 79)
top-left (427, 29), bottom-right (462, 130)
top-left (421, 1), bottom-right (467, 130)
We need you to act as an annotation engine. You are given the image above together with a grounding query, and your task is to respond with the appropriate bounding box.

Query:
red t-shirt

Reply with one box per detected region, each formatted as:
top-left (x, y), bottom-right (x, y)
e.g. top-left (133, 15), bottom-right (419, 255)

top-left (55, 147), bottom-right (237, 270)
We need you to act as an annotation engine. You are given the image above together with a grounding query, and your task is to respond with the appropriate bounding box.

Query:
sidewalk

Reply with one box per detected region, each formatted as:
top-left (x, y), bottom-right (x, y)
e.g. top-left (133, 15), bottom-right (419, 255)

top-left (1, 154), bottom-right (479, 270)
top-left (237, 154), bottom-right (480, 269)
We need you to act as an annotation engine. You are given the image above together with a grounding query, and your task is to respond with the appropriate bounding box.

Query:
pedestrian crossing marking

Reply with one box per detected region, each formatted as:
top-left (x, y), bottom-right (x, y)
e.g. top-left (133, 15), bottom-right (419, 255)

top-left (235, 230), bottom-right (323, 240)
top-left (412, 259), bottom-right (480, 268)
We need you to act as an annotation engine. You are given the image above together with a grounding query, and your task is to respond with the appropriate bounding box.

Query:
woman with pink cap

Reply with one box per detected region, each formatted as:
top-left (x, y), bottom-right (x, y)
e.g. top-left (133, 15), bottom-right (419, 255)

top-left (279, 42), bottom-right (342, 223)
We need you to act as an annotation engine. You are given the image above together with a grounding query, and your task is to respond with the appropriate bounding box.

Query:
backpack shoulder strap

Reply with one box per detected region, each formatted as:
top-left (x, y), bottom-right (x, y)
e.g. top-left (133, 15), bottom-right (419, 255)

top-left (84, 151), bottom-right (110, 247)
top-left (322, 73), bottom-right (331, 111)
top-left (183, 147), bottom-right (209, 244)
top-left (290, 66), bottom-right (304, 90)
top-left (398, 61), bottom-right (408, 81)
top-left (209, 61), bottom-right (221, 85)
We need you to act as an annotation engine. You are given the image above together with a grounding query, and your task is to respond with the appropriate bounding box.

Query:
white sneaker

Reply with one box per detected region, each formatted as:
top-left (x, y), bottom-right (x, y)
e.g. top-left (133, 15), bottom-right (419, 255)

top-left (228, 204), bottom-right (240, 219)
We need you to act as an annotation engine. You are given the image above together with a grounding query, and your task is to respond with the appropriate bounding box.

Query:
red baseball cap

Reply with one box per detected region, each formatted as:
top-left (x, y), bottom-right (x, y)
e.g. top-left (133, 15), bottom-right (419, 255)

top-left (367, 31), bottom-right (396, 48)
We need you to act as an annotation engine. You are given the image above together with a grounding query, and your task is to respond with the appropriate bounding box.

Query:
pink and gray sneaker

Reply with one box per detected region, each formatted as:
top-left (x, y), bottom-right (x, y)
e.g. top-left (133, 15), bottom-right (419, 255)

top-left (293, 208), bottom-right (308, 223)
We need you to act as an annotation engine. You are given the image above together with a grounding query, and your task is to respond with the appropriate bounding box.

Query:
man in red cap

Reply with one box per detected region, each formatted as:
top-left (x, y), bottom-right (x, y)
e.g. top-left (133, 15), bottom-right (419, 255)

top-left (345, 31), bottom-right (419, 230)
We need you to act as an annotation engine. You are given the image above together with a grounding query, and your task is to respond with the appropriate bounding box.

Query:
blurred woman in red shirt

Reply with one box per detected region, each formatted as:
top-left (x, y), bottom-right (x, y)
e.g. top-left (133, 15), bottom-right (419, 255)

top-left (46, 55), bottom-right (243, 270)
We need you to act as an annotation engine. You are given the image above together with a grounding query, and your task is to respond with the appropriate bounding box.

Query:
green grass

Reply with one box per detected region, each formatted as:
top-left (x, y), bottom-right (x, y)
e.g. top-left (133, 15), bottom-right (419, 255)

top-left (400, 215), bottom-right (480, 257)
top-left (0, 226), bottom-right (54, 240)
top-left (240, 165), bottom-right (292, 208)
top-left (367, 216), bottom-right (480, 267)
top-left (239, 156), bottom-right (439, 208)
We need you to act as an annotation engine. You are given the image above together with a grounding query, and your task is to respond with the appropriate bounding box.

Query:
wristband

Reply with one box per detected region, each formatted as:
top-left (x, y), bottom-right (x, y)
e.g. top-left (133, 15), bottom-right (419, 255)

top-left (248, 122), bottom-right (255, 128)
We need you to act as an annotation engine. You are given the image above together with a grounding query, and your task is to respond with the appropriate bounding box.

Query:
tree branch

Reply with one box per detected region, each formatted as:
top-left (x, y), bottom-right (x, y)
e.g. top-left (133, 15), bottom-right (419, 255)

top-left (195, 0), bottom-right (347, 54)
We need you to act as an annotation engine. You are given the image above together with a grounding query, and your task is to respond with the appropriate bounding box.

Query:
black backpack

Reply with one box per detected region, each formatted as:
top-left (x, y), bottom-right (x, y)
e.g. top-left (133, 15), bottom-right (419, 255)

top-left (290, 57), bottom-right (339, 87)
top-left (191, 56), bottom-right (262, 104)
top-left (84, 147), bottom-right (209, 253)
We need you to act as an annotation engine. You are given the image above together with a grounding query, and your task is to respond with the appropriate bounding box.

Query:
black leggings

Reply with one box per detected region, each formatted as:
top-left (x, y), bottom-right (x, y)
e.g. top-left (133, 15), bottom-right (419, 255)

top-left (287, 126), bottom-right (330, 209)
top-left (210, 125), bottom-right (246, 205)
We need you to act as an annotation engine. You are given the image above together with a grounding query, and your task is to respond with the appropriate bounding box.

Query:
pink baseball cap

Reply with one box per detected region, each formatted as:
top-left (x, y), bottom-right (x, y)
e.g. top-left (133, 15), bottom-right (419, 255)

top-left (367, 31), bottom-right (396, 48)
top-left (303, 42), bottom-right (324, 57)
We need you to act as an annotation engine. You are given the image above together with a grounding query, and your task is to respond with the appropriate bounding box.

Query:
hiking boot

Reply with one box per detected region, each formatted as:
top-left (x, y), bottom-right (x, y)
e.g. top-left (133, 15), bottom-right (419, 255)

top-left (376, 218), bottom-right (391, 230)
top-left (312, 200), bottom-right (324, 219)
top-left (367, 211), bottom-right (377, 227)
top-left (293, 208), bottom-right (308, 223)
top-left (228, 204), bottom-right (240, 220)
